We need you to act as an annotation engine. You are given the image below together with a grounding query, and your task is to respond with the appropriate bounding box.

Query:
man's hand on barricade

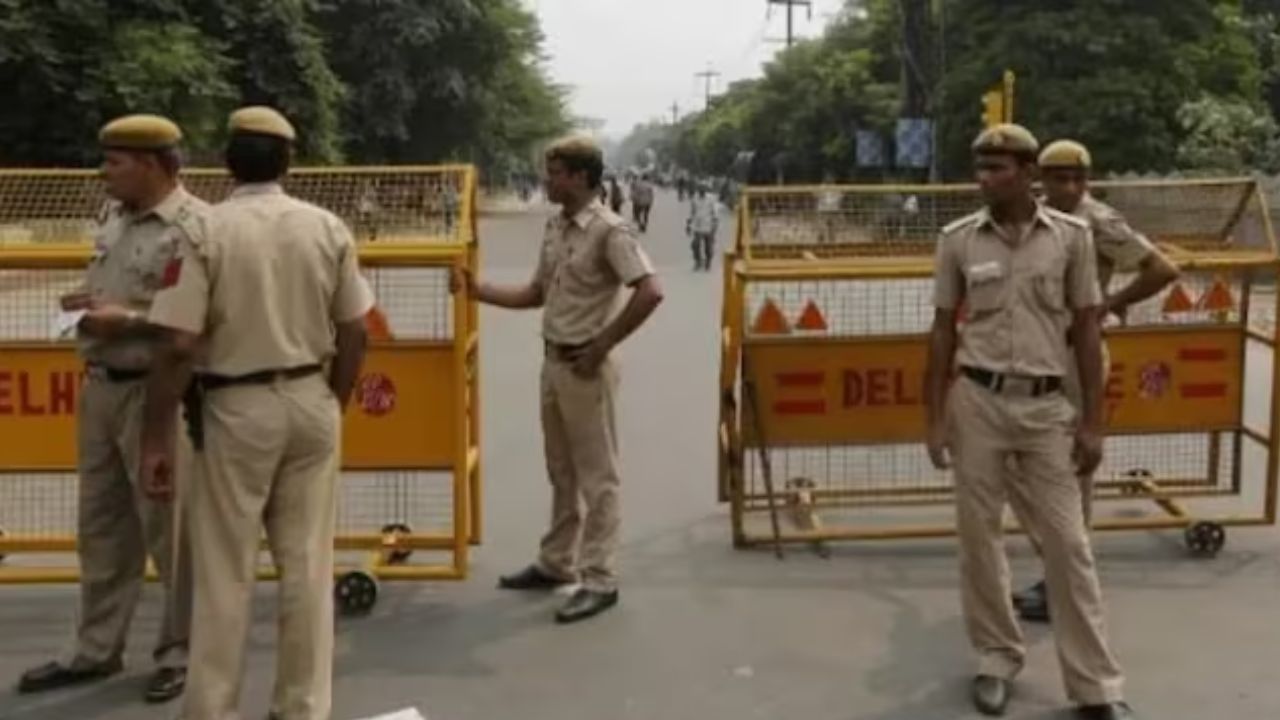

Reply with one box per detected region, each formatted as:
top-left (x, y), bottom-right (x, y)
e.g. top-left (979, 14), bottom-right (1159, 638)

top-left (450, 267), bottom-right (477, 296)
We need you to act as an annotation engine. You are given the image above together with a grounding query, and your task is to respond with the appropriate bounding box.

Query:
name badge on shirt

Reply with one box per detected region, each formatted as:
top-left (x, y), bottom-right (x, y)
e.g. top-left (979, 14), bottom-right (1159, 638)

top-left (968, 261), bottom-right (1003, 284)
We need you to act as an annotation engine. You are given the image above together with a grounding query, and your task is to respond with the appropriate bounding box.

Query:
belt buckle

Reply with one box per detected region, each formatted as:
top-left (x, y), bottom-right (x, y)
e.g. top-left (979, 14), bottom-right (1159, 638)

top-left (1002, 375), bottom-right (1036, 396)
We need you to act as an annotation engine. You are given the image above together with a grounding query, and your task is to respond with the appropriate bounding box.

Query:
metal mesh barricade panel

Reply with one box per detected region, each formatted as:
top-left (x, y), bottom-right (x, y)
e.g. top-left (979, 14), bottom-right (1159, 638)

top-left (0, 167), bottom-right (473, 245)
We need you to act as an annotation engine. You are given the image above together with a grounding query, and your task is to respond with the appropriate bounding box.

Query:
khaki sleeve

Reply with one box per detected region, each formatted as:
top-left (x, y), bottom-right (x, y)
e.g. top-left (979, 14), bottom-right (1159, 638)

top-left (1066, 227), bottom-right (1104, 309)
top-left (604, 224), bottom-right (655, 286)
top-left (330, 221), bottom-right (376, 323)
top-left (148, 235), bottom-right (210, 334)
top-left (1093, 210), bottom-right (1155, 272)
top-left (931, 235), bottom-right (963, 309)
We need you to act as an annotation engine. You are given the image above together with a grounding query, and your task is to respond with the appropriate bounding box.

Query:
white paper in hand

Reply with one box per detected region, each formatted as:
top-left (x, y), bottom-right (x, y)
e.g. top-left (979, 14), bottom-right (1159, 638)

top-left (54, 310), bottom-right (85, 339)
top-left (356, 709), bottom-right (426, 720)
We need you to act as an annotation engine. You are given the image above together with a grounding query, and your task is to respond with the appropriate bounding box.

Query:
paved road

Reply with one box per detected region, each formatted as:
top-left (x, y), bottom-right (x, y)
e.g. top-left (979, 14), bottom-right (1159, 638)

top-left (2, 191), bottom-right (1280, 720)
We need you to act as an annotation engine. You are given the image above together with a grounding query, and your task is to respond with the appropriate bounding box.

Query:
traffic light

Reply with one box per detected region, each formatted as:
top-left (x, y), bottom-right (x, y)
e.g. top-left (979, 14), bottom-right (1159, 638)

top-left (981, 89), bottom-right (1005, 129)
top-left (979, 70), bottom-right (1017, 128)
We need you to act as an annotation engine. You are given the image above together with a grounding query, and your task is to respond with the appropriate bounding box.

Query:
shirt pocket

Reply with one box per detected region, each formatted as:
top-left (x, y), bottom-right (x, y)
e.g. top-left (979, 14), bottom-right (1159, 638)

top-left (562, 245), bottom-right (607, 293)
top-left (125, 236), bottom-right (177, 302)
top-left (1034, 273), bottom-right (1066, 312)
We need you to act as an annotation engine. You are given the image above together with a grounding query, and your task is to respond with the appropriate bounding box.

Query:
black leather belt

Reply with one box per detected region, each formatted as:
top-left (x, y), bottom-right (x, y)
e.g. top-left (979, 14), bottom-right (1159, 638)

top-left (199, 364), bottom-right (322, 391)
top-left (961, 366), bottom-right (1062, 397)
top-left (86, 363), bottom-right (149, 383)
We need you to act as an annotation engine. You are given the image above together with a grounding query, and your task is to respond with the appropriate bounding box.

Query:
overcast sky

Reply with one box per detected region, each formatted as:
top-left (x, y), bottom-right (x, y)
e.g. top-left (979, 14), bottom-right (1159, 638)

top-left (524, 0), bottom-right (847, 138)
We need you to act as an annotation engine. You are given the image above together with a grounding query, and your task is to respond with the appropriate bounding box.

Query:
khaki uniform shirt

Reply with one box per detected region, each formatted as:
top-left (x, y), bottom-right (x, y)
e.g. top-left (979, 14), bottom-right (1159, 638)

top-left (149, 183), bottom-right (375, 376)
top-left (933, 204), bottom-right (1101, 377)
top-left (1073, 193), bottom-right (1155, 292)
top-left (535, 200), bottom-right (654, 345)
top-left (78, 186), bottom-right (210, 370)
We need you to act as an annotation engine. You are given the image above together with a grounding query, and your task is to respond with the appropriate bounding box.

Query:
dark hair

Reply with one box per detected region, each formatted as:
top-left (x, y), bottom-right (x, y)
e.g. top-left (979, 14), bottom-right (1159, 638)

top-left (545, 137), bottom-right (605, 189)
top-left (225, 133), bottom-right (291, 183)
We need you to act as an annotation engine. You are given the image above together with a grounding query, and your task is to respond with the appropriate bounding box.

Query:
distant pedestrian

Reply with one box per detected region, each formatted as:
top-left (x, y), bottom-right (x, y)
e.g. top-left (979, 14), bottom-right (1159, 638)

top-left (687, 184), bottom-right (719, 271)
top-left (630, 173), bottom-right (655, 233)
top-left (608, 176), bottom-right (625, 215)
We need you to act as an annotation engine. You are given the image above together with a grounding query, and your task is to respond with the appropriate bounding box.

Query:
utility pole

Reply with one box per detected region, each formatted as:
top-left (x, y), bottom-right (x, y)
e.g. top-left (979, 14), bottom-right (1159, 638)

top-left (694, 68), bottom-right (720, 109)
top-left (767, 0), bottom-right (812, 47)
top-left (670, 102), bottom-right (680, 125)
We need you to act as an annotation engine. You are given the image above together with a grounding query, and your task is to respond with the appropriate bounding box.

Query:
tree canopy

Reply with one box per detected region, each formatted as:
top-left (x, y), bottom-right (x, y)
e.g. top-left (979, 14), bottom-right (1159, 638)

top-left (0, 0), bottom-right (568, 171)
top-left (624, 0), bottom-right (1280, 182)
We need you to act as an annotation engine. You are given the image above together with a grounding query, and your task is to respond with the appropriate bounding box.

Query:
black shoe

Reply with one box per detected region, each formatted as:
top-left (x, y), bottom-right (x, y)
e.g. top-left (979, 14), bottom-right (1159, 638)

top-left (1013, 580), bottom-right (1050, 623)
top-left (498, 564), bottom-right (571, 591)
top-left (554, 588), bottom-right (619, 624)
top-left (144, 666), bottom-right (186, 704)
top-left (17, 657), bottom-right (123, 694)
top-left (1078, 702), bottom-right (1136, 720)
top-left (971, 675), bottom-right (1010, 716)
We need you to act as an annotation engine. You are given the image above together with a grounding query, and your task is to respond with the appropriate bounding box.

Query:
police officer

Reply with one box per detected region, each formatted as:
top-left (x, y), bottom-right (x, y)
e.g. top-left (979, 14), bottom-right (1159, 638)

top-left (139, 106), bottom-right (374, 720)
top-left (463, 135), bottom-right (663, 623)
top-left (924, 125), bottom-right (1135, 719)
top-left (1012, 140), bottom-right (1179, 623)
top-left (18, 115), bottom-right (198, 704)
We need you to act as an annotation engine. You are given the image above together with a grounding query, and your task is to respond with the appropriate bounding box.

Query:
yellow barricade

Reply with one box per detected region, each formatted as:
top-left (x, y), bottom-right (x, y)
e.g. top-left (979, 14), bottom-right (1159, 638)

top-left (0, 166), bottom-right (481, 616)
top-left (720, 178), bottom-right (1280, 557)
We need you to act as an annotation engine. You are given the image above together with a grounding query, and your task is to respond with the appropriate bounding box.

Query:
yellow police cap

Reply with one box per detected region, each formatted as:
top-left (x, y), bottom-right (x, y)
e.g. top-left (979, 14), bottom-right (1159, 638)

top-left (98, 114), bottom-right (182, 150)
top-left (971, 123), bottom-right (1040, 155)
top-left (228, 106), bottom-right (296, 141)
top-left (1039, 139), bottom-right (1093, 169)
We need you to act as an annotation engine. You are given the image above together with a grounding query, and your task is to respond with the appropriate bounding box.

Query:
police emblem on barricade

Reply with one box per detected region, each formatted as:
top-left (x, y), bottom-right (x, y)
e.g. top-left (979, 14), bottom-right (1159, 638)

top-left (357, 373), bottom-right (397, 416)
top-left (1138, 361), bottom-right (1171, 400)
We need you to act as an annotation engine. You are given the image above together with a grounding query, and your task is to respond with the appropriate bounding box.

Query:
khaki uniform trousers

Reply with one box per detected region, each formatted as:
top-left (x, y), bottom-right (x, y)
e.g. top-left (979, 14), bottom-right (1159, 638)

top-left (1016, 342), bottom-right (1111, 549)
top-left (74, 377), bottom-right (192, 668)
top-left (182, 375), bottom-right (340, 720)
top-left (536, 356), bottom-right (622, 592)
top-left (948, 376), bottom-right (1125, 705)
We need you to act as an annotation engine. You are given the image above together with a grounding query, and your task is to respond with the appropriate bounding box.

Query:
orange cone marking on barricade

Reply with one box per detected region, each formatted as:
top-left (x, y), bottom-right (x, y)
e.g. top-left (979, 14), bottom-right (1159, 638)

top-left (365, 305), bottom-right (394, 341)
top-left (752, 298), bottom-right (791, 335)
top-left (1197, 279), bottom-right (1235, 312)
top-left (795, 300), bottom-right (828, 332)
top-left (1162, 283), bottom-right (1194, 314)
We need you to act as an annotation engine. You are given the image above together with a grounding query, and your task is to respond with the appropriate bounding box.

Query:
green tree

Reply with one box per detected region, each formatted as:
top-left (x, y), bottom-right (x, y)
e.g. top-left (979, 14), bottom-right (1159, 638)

top-left (0, 0), bottom-right (341, 165)
top-left (316, 0), bottom-right (567, 173)
top-left (1177, 95), bottom-right (1280, 172)
top-left (192, 0), bottom-right (344, 161)
top-left (937, 0), bottom-right (1263, 176)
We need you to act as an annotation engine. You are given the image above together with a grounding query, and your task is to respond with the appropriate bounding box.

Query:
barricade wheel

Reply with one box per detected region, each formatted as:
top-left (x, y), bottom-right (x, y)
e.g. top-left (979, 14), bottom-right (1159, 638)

top-left (335, 571), bottom-right (379, 616)
top-left (1121, 469), bottom-right (1152, 496)
top-left (1184, 521), bottom-right (1226, 558)
top-left (380, 523), bottom-right (413, 565)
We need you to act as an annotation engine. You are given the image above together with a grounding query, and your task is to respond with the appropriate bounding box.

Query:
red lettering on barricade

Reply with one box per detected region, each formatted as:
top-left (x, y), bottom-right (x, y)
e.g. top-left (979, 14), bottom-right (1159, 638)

top-left (844, 369), bottom-right (920, 408)
top-left (1180, 383), bottom-right (1228, 399)
top-left (777, 372), bottom-right (824, 388)
top-left (18, 373), bottom-right (45, 415)
top-left (843, 370), bottom-right (862, 407)
top-left (1178, 347), bottom-right (1227, 363)
top-left (865, 369), bottom-right (889, 406)
top-left (1106, 363), bottom-right (1125, 402)
top-left (0, 371), bottom-right (11, 414)
top-left (894, 370), bottom-right (919, 405)
top-left (50, 372), bottom-right (77, 415)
